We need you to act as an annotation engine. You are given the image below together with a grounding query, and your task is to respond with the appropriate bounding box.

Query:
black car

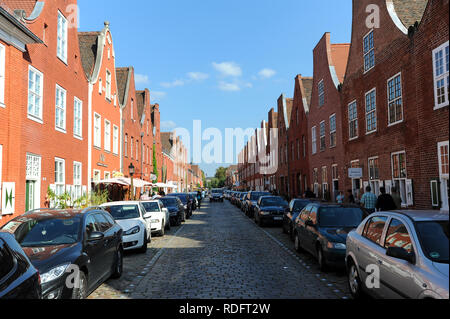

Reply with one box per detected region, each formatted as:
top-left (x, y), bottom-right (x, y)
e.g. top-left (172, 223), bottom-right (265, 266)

top-left (239, 192), bottom-right (248, 211)
top-left (282, 199), bottom-right (314, 241)
top-left (244, 191), bottom-right (271, 217)
top-left (0, 232), bottom-right (42, 299)
top-left (160, 197), bottom-right (186, 226)
top-left (170, 193), bottom-right (192, 219)
top-left (254, 196), bottom-right (289, 227)
top-left (1, 208), bottom-right (123, 299)
top-left (293, 203), bottom-right (366, 271)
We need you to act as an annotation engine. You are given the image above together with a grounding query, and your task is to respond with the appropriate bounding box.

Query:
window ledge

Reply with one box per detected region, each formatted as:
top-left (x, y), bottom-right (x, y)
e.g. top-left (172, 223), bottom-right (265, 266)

top-left (74, 135), bottom-right (83, 141)
top-left (55, 127), bottom-right (67, 134)
top-left (388, 120), bottom-right (404, 128)
top-left (434, 103), bottom-right (449, 111)
top-left (57, 55), bottom-right (68, 66)
top-left (366, 130), bottom-right (377, 136)
top-left (28, 115), bottom-right (44, 124)
top-left (0, 102), bottom-right (5, 108)
top-left (349, 137), bottom-right (359, 141)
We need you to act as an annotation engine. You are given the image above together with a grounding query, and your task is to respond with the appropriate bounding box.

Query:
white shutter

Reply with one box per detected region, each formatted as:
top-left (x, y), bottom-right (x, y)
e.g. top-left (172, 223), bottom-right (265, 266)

top-left (406, 179), bottom-right (414, 206)
top-left (384, 180), bottom-right (392, 194)
top-left (430, 180), bottom-right (440, 207)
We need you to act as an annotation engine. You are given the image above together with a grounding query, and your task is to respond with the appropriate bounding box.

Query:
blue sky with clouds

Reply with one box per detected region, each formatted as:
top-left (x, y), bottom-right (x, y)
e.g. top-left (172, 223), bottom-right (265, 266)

top-left (78, 0), bottom-right (352, 177)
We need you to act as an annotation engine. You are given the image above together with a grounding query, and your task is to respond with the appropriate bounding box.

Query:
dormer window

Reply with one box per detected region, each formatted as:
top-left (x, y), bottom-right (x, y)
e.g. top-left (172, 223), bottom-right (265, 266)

top-left (318, 80), bottom-right (325, 106)
top-left (364, 30), bottom-right (375, 72)
top-left (57, 11), bottom-right (68, 63)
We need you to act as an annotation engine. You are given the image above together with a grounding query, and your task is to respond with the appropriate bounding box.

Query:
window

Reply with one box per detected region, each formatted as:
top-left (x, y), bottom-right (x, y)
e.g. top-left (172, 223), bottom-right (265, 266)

top-left (74, 98), bottom-right (82, 138)
top-left (93, 113), bottom-right (101, 148)
top-left (55, 158), bottom-right (65, 196)
top-left (106, 70), bottom-right (112, 100)
top-left (124, 134), bottom-right (128, 157)
top-left (433, 41), bottom-right (449, 109)
top-left (297, 139), bottom-right (300, 160)
top-left (384, 219), bottom-right (413, 253)
top-left (320, 121), bottom-right (326, 151)
top-left (131, 99), bottom-right (134, 120)
top-left (113, 125), bottom-right (119, 155)
top-left (439, 142), bottom-right (449, 177)
top-left (136, 139), bottom-right (139, 161)
top-left (392, 152), bottom-right (408, 207)
top-left (365, 89), bottom-right (377, 132)
top-left (93, 170), bottom-right (100, 182)
top-left (104, 171), bottom-right (110, 180)
top-left (55, 85), bottom-right (66, 131)
top-left (57, 11), bottom-right (68, 63)
top-left (321, 167), bottom-right (328, 199)
top-left (363, 30), bottom-right (375, 72)
top-left (388, 73), bottom-right (403, 125)
top-left (312, 126), bottom-right (317, 154)
top-left (0, 44), bottom-right (5, 106)
top-left (348, 101), bottom-right (358, 139)
top-left (438, 141), bottom-right (449, 210)
top-left (0, 239), bottom-right (14, 279)
top-left (28, 66), bottom-right (43, 121)
top-left (329, 114), bottom-right (336, 147)
top-left (73, 162), bottom-right (82, 202)
top-left (147, 119), bottom-right (149, 135)
top-left (332, 164), bottom-right (338, 181)
top-left (318, 80), bottom-right (325, 106)
top-left (368, 157), bottom-right (380, 181)
top-left (363, 216), bottom-right (388, 246)
top-left (131, 137), bottom-right (134, 159)
top-left (302, 136), bottom-right (306, 158)
top-left (104, 120), bottom-right (111, 152)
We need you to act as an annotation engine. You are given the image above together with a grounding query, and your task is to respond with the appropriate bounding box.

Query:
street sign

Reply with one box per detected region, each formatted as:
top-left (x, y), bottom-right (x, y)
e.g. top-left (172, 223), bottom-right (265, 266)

top-left (348, 168), bottom-right (363, 179)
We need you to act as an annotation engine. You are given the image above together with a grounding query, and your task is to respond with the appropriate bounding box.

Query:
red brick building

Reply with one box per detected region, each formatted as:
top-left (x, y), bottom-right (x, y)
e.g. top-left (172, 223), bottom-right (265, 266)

top-left (276, 94), bottom-right (293, 197)
top-left (289, 75), bottom-right (313, 198)
top-left (150, 102), bottom-right (162, 183)
top-left (135, 89), bottom-right (154, 182)
top-left (341, 0), bottom-right (428, 207)
top-left (1, 0), bottom-right (89, 226)
top-left (308, 33), bottom-right (349, 201)
top-left (266, 108), bottom-right (278, 192)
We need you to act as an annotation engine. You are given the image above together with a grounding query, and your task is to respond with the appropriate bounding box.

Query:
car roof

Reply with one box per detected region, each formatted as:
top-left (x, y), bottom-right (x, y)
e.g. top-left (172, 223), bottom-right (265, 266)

top-left (101, 201), bottom-right (141, 206)
top-left (140, 200), bottom-right (160, 203)
top-left (383, 210), bottom-right (449, 222)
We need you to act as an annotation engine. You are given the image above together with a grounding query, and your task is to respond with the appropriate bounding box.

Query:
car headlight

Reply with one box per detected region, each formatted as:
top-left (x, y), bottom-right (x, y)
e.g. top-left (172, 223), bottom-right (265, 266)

top-left (151, 219), bottom-right (160, 224)
top-left (327, 242), bottom-right (347, 250)
top-left (184, 205), bottom-right (188, 210)
top-left (40, 263), bottom-right (71, 284)
top-left (260, 211), bottom-right (271, 216)
top-left (124, 226), bottom-right (140, 236)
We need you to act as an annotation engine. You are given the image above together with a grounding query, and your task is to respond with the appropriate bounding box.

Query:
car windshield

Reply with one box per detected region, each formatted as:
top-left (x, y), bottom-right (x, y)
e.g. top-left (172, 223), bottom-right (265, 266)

top-left (172, 194), bottom-right (188, 204)
top-left (416, 221), bottom-right (449, 264)
top-left (160, 198), bottom-right (178, 207)
top-left (212, 190), bottom-right (223, 194)
top-left (251, 193), bottom-right (270, 200)
top-left (261, 197), bottom-right (288, 207)
top-left (104, 205), bottom-right (140, 220)
top-left (141, 202), bottom-right (160, 212)
top-left (2, 217), bottom-right (80, 247)
top-left (293, 200), bottom-right (310, 211)
top-left (318, 207), bottom-right (364, 228)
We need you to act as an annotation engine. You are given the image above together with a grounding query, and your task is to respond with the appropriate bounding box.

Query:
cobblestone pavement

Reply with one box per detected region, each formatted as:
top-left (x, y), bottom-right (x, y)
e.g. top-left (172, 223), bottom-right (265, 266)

top-left (89, 199), bottom-right (351, 299)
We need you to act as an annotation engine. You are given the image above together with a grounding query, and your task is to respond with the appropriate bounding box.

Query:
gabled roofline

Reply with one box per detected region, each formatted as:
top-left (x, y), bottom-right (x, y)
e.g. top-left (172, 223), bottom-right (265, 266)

top-left (117, 66), bottom-right (133, 110)
top-left (0, 6), bottom-right (42, 47)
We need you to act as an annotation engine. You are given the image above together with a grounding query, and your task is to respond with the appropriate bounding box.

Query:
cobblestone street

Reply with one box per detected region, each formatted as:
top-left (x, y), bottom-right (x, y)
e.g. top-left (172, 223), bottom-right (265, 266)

top-left (89, 199), bottom-right (351, 299)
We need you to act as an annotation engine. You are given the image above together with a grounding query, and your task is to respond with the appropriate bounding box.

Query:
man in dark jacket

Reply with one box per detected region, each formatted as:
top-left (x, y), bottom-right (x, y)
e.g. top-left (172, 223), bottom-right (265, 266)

top-left (376, 187), bottom-right (397, 212)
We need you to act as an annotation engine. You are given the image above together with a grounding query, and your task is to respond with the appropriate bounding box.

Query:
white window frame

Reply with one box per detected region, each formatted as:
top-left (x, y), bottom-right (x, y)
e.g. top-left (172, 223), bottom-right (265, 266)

top-left (55, 84), bottom-right (67, 133)
top-left (104, 119), bottom-right (111, 152)
top-left (55, 157), bottom-right (65, 196)
top-left (437, 141), bottom-right (449, 210)
top-left (387, 72), bottom-right (404, 126)
top-left (106, 69), bottom-right (112, 100)
top-left (312, 126), bottom-right (317, 155)
top-left (124, 134), bottom-right (128, 157)
top-left (104, 171), bottom-right (110, 180)
top-left (319, 121), bottom-right (326, 151)
top-left (0, 145), bottom-right (2, 209)
top-left (113, 125), bottom-right (119, 155)
top-left (363, 29), bottom-right (375, 73)
top-left (131, 99), bottom-right (134, 120)
top-left (432, 41), bottom-right (449, 110)
top-left (0, 44), bottom-right (5, 107)
top-left (73, 162), bottom-right (82, 202)
top-left (130, 136), bottom-right (134, 159)
top-left (57, 11), bottom-right (68, 64)
top-left (391, 151), bottom-right (408, 207)
top-left (93, 169), bottom-right (101, 182)
top-left (73, 97), bottom-right (82, 139)
top-left (365, 88), bottom-right (377, 134)
top-left (93, 113), bottom-right (101, 148)
top-left (318, 79), bottom-right (325, 107)
top-left (348, 100), bottom-right (358, 140)
top-left (28, 66), bottom-right (44, 123)
top-left (329, 114), bottom-right (337, 148)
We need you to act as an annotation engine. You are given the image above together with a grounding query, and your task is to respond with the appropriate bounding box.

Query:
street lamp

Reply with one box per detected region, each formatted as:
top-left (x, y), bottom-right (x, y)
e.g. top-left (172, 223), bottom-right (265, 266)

top-left (129, 163), bottom-right (135, 200)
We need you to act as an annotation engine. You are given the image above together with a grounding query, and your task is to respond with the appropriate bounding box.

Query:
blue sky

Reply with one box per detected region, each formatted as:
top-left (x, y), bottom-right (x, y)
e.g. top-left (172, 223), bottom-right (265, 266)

top-left (78, 0), bottom-right (352, 177)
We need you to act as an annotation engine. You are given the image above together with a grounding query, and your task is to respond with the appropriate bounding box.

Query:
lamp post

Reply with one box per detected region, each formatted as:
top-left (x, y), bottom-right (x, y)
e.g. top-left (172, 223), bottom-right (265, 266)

top-left (129, 163), bottom-right (135, 200)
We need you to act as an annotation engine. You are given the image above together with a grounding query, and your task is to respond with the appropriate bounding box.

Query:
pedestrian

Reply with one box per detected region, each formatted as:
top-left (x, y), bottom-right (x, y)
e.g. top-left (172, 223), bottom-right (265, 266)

top-left (346, 189), bottom-right (355, 204)
top-left (376, 187), bottom-right (397, 212)
top-left (391, 186), bottom-right (402, 209)
top-left (360, 186), bottom-right (377, 214)
top-left (336, 191), bottom-right (345, 204)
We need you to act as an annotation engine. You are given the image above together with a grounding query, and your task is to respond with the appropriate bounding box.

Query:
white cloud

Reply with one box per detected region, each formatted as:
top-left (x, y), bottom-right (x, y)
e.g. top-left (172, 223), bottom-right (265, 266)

top-left (212, 62), bottom-right (242, 77)
top-left (160, 79), bottom-right (185, 88)
top-left (135, 74), bottom-right (149, 84)
top-left (187, 72), bottom-right (209, 81)
top-left (218, 81), bottom-right (241, 92)
top-left (161, 121), bottom-right (177, 130)
top-left (151, 91), bottom-right (167, 101)
top-left (258, 68), bottom-right (276, 79)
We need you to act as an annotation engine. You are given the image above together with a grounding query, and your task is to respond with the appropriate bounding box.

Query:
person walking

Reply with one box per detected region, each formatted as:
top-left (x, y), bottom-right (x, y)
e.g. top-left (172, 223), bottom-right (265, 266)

top-left (346, 189), bottom-right (355, 204)
top-left (336, 191), bottom-right (345, 204)
top-left (376, 187), bottom-right (397, 212)
top-left (360, 186), bottom-right (377, 214)
top-left (391, 186), bottom-right (402, 209)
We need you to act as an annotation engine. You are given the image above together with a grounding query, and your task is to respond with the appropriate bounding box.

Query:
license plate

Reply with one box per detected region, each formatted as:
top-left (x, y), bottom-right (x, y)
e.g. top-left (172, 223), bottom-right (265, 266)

top-left (273, 217), bottom-right (283, 221)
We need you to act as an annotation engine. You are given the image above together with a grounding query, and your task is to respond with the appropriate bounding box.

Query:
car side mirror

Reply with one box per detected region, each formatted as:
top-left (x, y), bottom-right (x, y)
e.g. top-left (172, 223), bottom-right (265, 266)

top-left (144, 212), bottom-right (152, 219)
top-left (386, 247), bottom-right (415, 264)
top-left (88, 232), bottom-right (104, 242)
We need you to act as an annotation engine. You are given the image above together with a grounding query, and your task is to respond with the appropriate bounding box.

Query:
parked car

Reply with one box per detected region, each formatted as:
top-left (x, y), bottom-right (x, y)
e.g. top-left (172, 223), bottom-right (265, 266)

top-left (160, 197), bottom-right (186, 226)
top-left (283, 199), bottom-right (313, 241)
top-left (210, 189), bottom-right (224, 202)
top-left (170, 193), bottom-right (193, 219)
top-left (293, 203), bottom-right (366, 271)
top-left (346, 210), bottom-right (449, 299)
top-left (101, 201), bottom-right (151, 253)
top-left (141, 200), bottom-right (170, 237)
top-left (244, 191), bottom-right (271, 218)
top-left (231, 192), bottom-right (240, 205)
top-left (239, 192), bottom-right (248, 211)
top-left (1, 207), bottom-right (123, 299)
top-left (254, 196), bottom-right (289, 227)
top-left (188, 193), bottom-right (198, 211)
top-left (0, 232), bottom-right (42, 299)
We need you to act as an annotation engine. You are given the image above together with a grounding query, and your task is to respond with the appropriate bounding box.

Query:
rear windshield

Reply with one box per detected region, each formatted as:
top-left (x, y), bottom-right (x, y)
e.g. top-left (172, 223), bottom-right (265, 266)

top-left (261, 197), bottom-right (288, 207)
top-left (416, 221), bottom-right (449, 264)
top-left (212, 189), bottom-right (223, 194)
top-left (318, 207), bottom-right (364, 228)
top-left (141, 202), bottom-right (160, 212)
top-left (104, 205), bottom-right (140, 220)
top-left (172, 194), bottom-right (188, 203)
top-left (293, 200), bottom-right (310, 211)
top-left (251, 193), bottom-right (270, 200)
top-left (160, 198), bottom-right (178, 207)
top-left (0, 239), bottom-right (15, 280)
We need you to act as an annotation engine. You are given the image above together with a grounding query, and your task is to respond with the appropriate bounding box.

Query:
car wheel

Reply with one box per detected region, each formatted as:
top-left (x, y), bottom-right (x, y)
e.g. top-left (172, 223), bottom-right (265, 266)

top-left (158, 221), bottom-right (165, 237)
top-left (71, 271), bottom-right (87, 299)
top-left (138, 232), bottom-right (148, 254)
top-left (348, 261), bottom-right (363, 299)
top-left (111, 248), bottom-right (123, 279)
top-left (294, 232), bottom-right (303, 252)
top-left (317, 246), bottom-right (328, 272)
